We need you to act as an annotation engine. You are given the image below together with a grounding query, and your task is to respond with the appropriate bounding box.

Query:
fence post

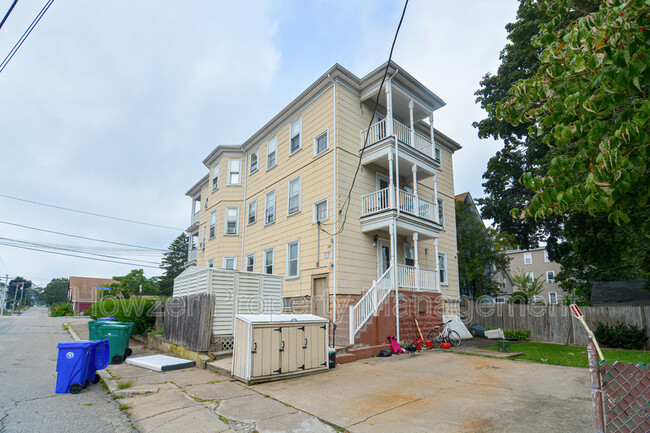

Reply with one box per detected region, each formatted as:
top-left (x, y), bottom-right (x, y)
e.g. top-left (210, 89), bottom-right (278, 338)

top-left (588, 342), bottom-right (605, 433)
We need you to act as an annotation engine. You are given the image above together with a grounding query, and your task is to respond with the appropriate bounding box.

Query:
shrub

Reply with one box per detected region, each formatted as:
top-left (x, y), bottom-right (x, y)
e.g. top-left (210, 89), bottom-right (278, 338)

top-left (87, 298), bottom-right (160, 335)
top-left (50, 303), bottom-right (74, 317)
top-left (594, 322), bottom-right (648, 350)
top-left (504, 329), bottom-right (531, 341)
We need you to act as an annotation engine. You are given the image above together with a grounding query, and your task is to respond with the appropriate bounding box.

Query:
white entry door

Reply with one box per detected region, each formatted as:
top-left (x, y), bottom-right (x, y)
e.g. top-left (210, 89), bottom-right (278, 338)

top-left (377, 239), bottom-right (391, 278)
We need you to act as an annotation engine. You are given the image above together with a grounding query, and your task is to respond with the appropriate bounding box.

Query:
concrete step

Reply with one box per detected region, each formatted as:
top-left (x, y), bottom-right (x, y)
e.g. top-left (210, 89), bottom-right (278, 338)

top-left (334, 353), bottom-right (356, 364)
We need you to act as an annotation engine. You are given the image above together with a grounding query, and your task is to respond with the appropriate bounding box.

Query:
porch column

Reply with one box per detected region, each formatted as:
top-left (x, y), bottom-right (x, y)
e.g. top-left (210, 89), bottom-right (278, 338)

top-left (386, 81), bottom-right (393, 136)
top-left (434, 238), bottom-right (440, 292)
top-left (433, 174), bottom-right (439, 223)
top-left (388, 148), bottom-right (395, 208)
top-left (412, 164), bottom-right (418, 215)
top-left (413, 232), bottom-right (420, 291)
top-left (187, 232), bottom-right (192, 255)
top-left (409, 100), bottom-right (415, 146)
top-left (391, 220), bottom-right (400, 343)
top-left (429, 112), bottom-right (436, 147)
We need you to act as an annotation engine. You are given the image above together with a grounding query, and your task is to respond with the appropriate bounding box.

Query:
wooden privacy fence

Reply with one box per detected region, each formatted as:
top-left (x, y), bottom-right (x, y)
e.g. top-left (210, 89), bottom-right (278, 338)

top-left (460, 301), bottom-right (650, 349)
top-left (163, 294), bottom-right (214, 352)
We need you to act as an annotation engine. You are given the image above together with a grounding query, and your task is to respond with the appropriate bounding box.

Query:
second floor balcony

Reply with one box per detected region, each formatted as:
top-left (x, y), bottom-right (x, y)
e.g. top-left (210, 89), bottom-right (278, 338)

top-left (361, 118), bottom-right (440, 163)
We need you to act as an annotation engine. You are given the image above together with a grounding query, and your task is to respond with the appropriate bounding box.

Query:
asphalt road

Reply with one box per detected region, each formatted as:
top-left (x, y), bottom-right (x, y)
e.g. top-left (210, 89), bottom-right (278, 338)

top-left (0, 307), bottom-right (132, 432)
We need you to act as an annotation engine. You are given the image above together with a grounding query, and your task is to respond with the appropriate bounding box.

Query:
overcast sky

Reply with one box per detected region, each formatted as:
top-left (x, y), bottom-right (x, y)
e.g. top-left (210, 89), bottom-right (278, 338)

top-left (0, 0), bottom-right (518, 287)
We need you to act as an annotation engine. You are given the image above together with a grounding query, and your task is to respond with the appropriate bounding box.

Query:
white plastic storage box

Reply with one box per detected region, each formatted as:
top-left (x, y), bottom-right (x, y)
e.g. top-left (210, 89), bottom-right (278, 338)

top-left (232, 314), bottom-right (329, 384)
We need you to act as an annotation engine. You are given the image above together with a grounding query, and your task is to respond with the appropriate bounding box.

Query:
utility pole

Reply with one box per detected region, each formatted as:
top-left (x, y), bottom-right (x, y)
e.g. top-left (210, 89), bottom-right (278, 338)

top-left (0, 274), bottom-right (7, 316)
top-left (17, 283), bottom-right (24, 314)
top-left (11, 283), bottom-right (18, 315)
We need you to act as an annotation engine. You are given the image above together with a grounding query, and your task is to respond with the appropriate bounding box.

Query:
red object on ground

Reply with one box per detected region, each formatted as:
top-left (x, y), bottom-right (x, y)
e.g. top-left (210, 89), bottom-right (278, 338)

top-left (424, 340), bottom-right (433, 349)
top-left (441, 342), bottom-right (451, 349)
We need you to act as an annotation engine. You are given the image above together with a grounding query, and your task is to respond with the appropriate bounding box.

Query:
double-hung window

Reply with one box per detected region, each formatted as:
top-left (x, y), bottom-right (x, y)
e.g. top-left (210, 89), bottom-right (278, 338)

top-left (546, 270), bottom-right (555, 283)
top-left (437, 199), bottom-right (444, 225)
top-left (223, 256), bottom-right (236, 270)
top-left (228, 159), bottom-right (241, 186)
top-left (405, 245), bottom-right (414, 267)
top-left (209, 211), bottom-right (216, 239)
top-left (211, 165), bottom-right (219, 191)
top-left (265, 190), bottom-right (276, 225)
top-left (267, 137), bottom-right (277, 169)
top-left (250, 150), bottom-right (259, 174)
top-left (286, 241), bottom-right (299, 278)
top-left (314, 129), bottom-right (328, 156)
top-left (438, 253), bottom-right (447, 285)
top-left (290, 118), bottom-right (302, 154)
top-left (287, 177), bottom-right (301, 216)
top-left (264, 248), bottom-right (274, 274)
top-left (549, 292), bottom-right (558, 305)
top-left (246, 254), bottom-right (255, 272)
top-left (524, 252), bottom-right (532, 265)
top-left (544, 249), bottom-right (551, 262)
top-left (224, 206), bottom-right (239, 235)
top-left (248, 200), bottom-right (257, 225)
top-left (207, 259), bottom-right (214, 268)
top-left (313, 198), bottom-right (328, 223)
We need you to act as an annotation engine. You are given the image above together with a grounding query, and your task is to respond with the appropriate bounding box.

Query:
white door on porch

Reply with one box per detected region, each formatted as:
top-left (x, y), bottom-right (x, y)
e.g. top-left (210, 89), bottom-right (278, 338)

top-left (377, 239), bottom-right (390, 278)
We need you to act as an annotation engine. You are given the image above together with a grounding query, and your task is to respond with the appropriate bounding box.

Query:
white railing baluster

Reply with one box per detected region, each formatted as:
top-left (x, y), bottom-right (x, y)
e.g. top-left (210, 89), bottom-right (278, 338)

top-left (349, 266), bottom-right (394, 344)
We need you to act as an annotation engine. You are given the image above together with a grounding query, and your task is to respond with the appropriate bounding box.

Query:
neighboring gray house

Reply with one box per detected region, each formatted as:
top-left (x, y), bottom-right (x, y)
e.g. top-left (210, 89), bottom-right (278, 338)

top-left (505, 247), bottom-right (563, 305)
top-left (591, 280), bottom-right (650, 306)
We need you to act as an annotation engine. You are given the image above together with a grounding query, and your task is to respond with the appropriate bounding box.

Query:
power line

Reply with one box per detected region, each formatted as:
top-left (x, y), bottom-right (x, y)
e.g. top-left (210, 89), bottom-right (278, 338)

top-left (320, 0), bottom-right (409, 237)
top-left (0, 242), bottom-right (160, 269)
top-left (0, 236), bottom-right (161, 266)
top-left (0, 193), bottom-right (184, 231)
top-left (0, 0), bottom-right (53, 74)
top-left (0, 220), bottom-right (166, 251)
top-left (0, 0), bottom-right (19, 30)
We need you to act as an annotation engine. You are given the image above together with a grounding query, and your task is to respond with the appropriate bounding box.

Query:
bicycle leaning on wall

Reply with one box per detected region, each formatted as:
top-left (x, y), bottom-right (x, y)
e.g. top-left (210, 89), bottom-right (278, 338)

top-left (427, 320), bottom-right (461, 348)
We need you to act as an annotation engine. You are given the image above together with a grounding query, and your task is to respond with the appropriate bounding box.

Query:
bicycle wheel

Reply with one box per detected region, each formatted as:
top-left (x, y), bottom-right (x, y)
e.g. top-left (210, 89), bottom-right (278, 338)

top-left (432, 335), bottom-right (442, 348)
top-left (448, 330), bottom-right (461, 347)
top-left (427, 330), bottom-right (436, 341)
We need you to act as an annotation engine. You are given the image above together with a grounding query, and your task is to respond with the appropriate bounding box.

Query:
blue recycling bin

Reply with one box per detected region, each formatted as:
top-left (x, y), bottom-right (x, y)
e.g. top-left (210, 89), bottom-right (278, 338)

top-left (55, 341), bottom-right (92, 394)
top-left (97, 317), bottom-right (116, 321)
top-left (86, 340), bottom-right (110, 385)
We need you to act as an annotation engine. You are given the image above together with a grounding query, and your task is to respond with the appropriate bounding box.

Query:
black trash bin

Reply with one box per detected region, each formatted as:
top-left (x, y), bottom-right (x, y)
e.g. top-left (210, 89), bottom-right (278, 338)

top-left (328, 348), bottom-right (336, 369)
top-left (470, 324), bottom-right (489, 337)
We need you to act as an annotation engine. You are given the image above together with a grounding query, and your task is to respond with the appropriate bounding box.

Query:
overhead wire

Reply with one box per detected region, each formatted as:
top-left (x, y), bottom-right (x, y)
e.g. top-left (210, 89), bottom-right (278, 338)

top-left (319, 0), bottom-right (409, 237)
top-left (0, 193), bottom-right (184, 231)
top-left (0, 0), bottom-right (54, 74)
top-left (0, 0), bottom-right (19, 31)
top-left (0, 220), bottom-right (166, 251)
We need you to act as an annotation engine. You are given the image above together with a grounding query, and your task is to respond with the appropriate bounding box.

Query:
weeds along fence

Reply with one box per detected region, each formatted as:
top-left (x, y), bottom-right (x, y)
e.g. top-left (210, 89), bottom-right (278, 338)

top-left (460, 300), bottom-right (650, 349)
top-left (163, 294), bottom-right (214, 352)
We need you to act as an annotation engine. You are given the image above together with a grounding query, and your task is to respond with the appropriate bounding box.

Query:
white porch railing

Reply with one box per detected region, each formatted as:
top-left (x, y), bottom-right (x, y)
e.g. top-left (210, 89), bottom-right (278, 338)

top-left (393, 119), bottom-right (411, 145)
top-left (188, 248), bottom-right (197, 262)
top-left (397, 264), bottom-right (439, 291)
top-left (418, 196), bottom-right (437, 223)
top-left (361, 187), bottom-right (390, 215)
top-left (349, 265), bottom-right (394, 345)
top-left (361, 119), bottom-right (439, 163)
top-left (190, 211), bottom-right (200, 227)
top-left (360, 118), bottom-right (387, 147)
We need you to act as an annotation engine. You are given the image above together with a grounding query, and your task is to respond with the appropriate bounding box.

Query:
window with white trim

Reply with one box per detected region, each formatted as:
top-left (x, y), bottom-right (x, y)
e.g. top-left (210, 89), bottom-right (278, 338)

top-left (267, 136), bottom-right (277, 169)
top-left (246, 254), bottom-right (255, 272)
top-left (264, 248), bottom-right (274, 274)
top-left (287, 176), bottom-right (301, 216)
top-left (314, 129), bottom-right (328, 156)
top-left (286, 241), bottom-right (299, 278)
top-left (223, 256), bottom-right (236, 270)
top-left (438, 253), bottom-right (447, 285)
top-left (248, 200), bottom-right (257, 225)
top-left (527, 272), bottom-right (535, 285)
top-left (494, 296), bottom-right (506, 304)
top-left (546, 270), bottom-right (555, 283)
top-left (524, 252), bottom-right (532, 265)
top-left (437, 199), bottom-right (444, 225)
top-left (227, 159), bottom-right (241, 186)
top-left (404, 245), bottom-right (414, 267)
top-left (224, 206), bottom-right (239, 235)
top-left (207, 259), bottom-right (214, 268)
top-left (434, 147), bottom-right (441, 162)
top-left (265, 190), bottom-right (276, 225)
top-left (250, 150), bottom-right (259, 174)
top-left (548, 292), bottom-right (558, 305)
top-left (290, 117), bottom-right (302, 154)
top-left (209, 211), bottom-right (216, 239)
top-left (211, 164), bottom-right (219, 191)
top-left (201, 227), bottom-right (206, 249)
top-left (313, 198), bottom-right (328, 223)
top-left (544, 249), bottom-right (551, 262)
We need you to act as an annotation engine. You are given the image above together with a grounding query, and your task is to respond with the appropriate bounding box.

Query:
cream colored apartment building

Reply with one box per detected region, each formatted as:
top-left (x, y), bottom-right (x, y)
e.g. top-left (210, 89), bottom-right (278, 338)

top-left (506, 247), bottom-right (563, 304)
top-left (184, 62), bottom-right (462, 344)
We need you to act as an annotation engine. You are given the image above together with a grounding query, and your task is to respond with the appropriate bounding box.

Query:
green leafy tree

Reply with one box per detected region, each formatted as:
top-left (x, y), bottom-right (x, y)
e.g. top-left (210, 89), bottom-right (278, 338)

top-left (40, 278), bottom-right (69, 306)
top-left (110, 269), bottom-right (159, 298)
top-left (474, 0), bottom-right (600, 248)
top-left (159, 233), bottom-right (189, 297)
top-left (456, 200), bottom-right (514, 299)
top-left (509, 272), bottom-right (545, 304)
top-left (496, 0), bottom-right (649, 222)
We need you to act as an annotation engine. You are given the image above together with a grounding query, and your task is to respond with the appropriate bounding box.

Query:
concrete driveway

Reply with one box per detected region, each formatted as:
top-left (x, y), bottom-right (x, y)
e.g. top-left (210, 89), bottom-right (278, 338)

top-left (252, 350), bottom-right (593, 432)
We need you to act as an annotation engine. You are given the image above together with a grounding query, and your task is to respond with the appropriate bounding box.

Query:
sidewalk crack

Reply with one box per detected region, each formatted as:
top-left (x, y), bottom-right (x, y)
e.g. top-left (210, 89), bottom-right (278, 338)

top-left (345, 397), bottom-right (424, 428)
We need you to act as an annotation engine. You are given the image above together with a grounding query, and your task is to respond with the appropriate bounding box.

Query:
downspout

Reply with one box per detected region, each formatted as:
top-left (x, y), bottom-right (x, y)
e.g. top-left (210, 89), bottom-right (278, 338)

top-left (387, 70), bottom-right (401, 343)
top-left (241, 149), bottom-right (249, 271)
top-left (328, 74), bottom-right (338, 329)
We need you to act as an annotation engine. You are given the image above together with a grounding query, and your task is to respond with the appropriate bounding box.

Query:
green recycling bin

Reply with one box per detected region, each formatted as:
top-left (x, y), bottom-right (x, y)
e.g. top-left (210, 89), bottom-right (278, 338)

top-left (98, 324), bottom-right (130, 364)
top-left (92, 321), bottom-right (134, 357)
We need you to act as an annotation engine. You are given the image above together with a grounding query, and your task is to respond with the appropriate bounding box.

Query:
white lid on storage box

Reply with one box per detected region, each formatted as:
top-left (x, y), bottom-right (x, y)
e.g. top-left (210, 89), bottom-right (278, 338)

top-left (235, 314), bottom-right (328, 324)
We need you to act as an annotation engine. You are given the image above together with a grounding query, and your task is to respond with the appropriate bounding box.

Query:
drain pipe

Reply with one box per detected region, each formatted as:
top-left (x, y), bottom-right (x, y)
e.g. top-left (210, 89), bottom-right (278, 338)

top-left (327, 73), bottom-right (338, 335)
